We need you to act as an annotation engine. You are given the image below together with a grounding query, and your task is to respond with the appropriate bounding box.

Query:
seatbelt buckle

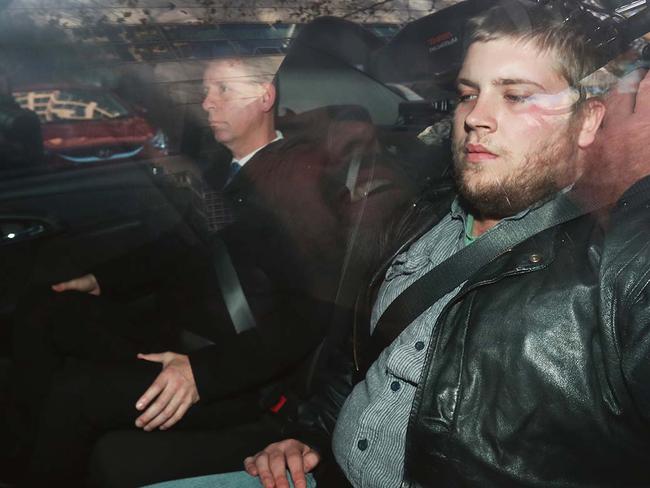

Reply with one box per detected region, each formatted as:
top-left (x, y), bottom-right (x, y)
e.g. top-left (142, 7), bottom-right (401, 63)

top-left (269, 394), bottom-right (287, 414)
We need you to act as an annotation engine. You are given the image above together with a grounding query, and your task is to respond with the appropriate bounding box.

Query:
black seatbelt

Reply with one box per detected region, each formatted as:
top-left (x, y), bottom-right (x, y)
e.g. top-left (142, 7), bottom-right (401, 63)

top-left (211, 237), bottom-right (257, 334)
top-left (373, 191), bottom-right (603, 349)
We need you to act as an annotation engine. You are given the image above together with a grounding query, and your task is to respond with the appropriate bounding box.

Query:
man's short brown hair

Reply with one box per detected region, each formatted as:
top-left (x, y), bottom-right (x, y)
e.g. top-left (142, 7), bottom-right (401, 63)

top-left (465, 1), bottom-right (602, 97)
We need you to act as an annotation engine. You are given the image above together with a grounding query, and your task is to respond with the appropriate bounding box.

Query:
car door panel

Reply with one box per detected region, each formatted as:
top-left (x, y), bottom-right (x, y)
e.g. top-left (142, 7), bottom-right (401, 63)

top-left (0, 162), bottom-right (190, 319)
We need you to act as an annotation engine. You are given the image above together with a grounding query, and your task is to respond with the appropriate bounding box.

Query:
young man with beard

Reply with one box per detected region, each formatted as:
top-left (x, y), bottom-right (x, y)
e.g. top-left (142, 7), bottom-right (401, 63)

top-left (170, 2), bottom-right (650, 487)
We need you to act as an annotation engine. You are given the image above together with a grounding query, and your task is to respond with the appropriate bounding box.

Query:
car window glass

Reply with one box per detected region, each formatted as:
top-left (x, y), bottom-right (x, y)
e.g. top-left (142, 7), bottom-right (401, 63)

top-left (0, 0), bottom-right (460, 257)
top-left (0, 9), bottom-right (427, 182)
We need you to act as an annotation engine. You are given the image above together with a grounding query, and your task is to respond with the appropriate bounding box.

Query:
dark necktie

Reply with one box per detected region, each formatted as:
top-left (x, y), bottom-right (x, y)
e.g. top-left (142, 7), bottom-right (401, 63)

top-left (225, 161), bottom-right (241, 187)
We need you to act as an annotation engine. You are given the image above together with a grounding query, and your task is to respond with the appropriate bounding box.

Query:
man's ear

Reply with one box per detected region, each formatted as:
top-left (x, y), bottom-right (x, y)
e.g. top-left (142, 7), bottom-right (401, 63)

top-left (577, 98), bottom-right (606, 149)
top-left (260, 83), bottom-right (276, 113)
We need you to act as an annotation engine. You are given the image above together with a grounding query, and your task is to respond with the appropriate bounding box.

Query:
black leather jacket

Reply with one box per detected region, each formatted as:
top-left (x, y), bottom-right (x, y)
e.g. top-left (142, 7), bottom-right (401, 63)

top-left (296, 177), bottom-right (650, 487)
top-left (402, 178), bottom-right (650, 487)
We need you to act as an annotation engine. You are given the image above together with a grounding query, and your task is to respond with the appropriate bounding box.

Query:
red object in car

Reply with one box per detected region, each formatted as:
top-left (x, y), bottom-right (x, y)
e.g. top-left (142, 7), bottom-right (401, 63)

top-left (13, 85), bottom-right (169, 168)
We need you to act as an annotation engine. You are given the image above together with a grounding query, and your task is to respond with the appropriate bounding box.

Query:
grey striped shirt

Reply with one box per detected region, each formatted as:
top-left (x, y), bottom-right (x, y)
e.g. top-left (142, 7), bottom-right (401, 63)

top-left (332, 198), bottom-right (539, 488)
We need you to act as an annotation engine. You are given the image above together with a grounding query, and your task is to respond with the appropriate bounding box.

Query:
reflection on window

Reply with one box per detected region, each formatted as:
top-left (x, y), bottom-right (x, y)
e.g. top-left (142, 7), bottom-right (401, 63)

top-left (368, 24), bottom-right (401, 38)
top-left (96, 45), bottom-right (125, 62)
top-left (119, 26), bottom-right (163, 43)
top-left (13, 90), bottom-right (130, 123)
top-left (173, 40), bottom-right (236, 59)
top-left (129, 43), bottom-right (176, 61)
top-left (162, 25), bottom-right (224, 41)
top-left (233, 39), bottom-right (290, 55)
top-left (63, 22), bottom-right (402, 66)
top-left (219, 23), bottom-right (291, 40)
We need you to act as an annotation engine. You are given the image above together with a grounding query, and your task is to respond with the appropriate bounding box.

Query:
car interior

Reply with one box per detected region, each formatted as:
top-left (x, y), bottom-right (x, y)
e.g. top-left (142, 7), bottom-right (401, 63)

top-left (1, 0), bottom-right (648, 484)
top-left (0, 2), bottom-right (467, 383)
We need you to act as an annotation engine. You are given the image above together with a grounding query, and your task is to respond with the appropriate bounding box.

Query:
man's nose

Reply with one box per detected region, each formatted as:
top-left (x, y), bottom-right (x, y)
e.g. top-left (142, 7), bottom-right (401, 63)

top-left (201, 95), bottom-right (211, 113)
top-left (202, 94), bottom-right (220, 113)
top-left (464, 95), bottom-right (497, 133)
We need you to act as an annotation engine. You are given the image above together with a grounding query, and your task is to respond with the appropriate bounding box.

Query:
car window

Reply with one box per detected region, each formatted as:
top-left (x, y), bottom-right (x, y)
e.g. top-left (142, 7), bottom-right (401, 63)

top-left (0, 1), bottom-right (455, 393)
top-left (0, 2), bottom-right (438, 181)
top-left (4, 3), bottom-right (650, 486)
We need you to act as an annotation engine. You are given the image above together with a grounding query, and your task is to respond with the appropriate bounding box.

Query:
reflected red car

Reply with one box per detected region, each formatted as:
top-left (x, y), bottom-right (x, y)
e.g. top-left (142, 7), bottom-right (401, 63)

top-left (13, 85), bottom-right (168, 168)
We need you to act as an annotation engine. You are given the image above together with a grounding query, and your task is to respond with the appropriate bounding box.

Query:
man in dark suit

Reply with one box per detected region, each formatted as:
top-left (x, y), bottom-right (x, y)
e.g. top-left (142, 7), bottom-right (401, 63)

top-left (9, 55), bottom-right (422, 486)
top-left (37, 56), bottom-right (286, 434)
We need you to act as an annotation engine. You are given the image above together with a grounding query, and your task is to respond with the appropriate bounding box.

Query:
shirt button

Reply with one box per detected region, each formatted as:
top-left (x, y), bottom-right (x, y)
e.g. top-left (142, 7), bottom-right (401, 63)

top-left (391, 381), bottom-right (401, 391)
top-left (415, 341), bottom-right (425, 351)
top-left (357, 439), bottom-right (368, 451)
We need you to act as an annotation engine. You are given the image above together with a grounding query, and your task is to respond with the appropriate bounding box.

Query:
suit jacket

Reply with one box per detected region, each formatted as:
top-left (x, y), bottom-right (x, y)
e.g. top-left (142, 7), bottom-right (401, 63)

top-left (94, 120), bottom-right (422, 404)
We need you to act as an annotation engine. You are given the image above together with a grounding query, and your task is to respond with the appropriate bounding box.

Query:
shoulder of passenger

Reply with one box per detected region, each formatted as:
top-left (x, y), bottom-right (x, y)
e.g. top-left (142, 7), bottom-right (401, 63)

top-left (600, 203), bottom-right (650, 303)
top-left (273, 133), bottom-right (321, 151)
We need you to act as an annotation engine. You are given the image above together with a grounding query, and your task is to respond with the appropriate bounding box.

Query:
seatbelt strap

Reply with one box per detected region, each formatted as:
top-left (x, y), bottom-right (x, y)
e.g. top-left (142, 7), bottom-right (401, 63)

top-left (373, 191), bottom-right (602, 348)
top-left (211, 237), bottom-right (257, 334)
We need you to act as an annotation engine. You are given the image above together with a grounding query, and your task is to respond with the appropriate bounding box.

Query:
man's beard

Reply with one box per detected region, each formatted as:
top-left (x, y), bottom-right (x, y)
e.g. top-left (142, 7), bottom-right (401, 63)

top-left (452, 128), bottom-right (580, 219)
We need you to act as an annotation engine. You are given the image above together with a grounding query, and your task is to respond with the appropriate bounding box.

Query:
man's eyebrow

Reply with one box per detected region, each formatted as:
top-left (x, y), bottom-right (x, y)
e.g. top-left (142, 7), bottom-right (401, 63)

top-left (455, 77), bottom-right (547, 91)
top-left (456, 78), bottom-right (479, 89)
top-left (494, 78), bottom-right (547, 90)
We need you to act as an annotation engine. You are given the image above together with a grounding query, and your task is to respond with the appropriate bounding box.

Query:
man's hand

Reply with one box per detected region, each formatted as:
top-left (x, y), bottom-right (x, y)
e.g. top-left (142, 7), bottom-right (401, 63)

top-left (582, 69), bottom-right (650, 203)
top-left (135, 352), bottom-right (200, 431)
top-left (243, 439), bottom-right (320, 488)
top-left (51, 273), bottom-right (101, 296)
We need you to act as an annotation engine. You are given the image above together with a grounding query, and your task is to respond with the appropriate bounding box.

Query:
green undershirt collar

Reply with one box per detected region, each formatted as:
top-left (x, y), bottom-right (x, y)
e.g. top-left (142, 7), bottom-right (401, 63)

top-left (464, 213), bottom-right (476, 246)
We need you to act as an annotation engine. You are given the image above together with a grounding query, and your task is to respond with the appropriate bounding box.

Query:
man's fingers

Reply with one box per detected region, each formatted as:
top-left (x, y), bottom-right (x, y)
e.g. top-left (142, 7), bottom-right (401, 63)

top-left (253, 454), bottom-right (276, 488)
top-left (51, 274), bottom-right (100, 295)
top-left (135, 376), bottom-right (164, 412)
top-left (142, 388), bottom-right (182, 431)
top-left (285, 449), bottom-right (307, 488)
top-left (51, 283), bottom-right (68, 292)
top-left (137, 352), bottom-right (166, 364)
top-left (302, 451), bottom-right (320, 473)
top-left (136, 385), bottom-right (174, 430)
top-left (51, 278), bottom-right (84, 292)
top-left (243, 440), bottom-right (316, 488)
top-left (268, 450), bottom-right (292, 488)
top-left (159, 398), bottom-right (191, 430)
top-left (135, 355), bottom-right (198, 430)
top-left (243, 456), bottom-right (258, 476)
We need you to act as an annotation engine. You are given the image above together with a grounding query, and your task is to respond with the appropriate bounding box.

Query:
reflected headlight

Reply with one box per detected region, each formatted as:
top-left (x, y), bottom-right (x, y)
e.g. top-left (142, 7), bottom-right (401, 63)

top-left (150, 129), bottom-right (169, 153)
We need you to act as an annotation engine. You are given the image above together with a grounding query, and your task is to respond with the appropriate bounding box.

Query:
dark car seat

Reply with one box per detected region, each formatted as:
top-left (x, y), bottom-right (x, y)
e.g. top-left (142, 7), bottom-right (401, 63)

top-left (275, 16), bottom-right (406, 126)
